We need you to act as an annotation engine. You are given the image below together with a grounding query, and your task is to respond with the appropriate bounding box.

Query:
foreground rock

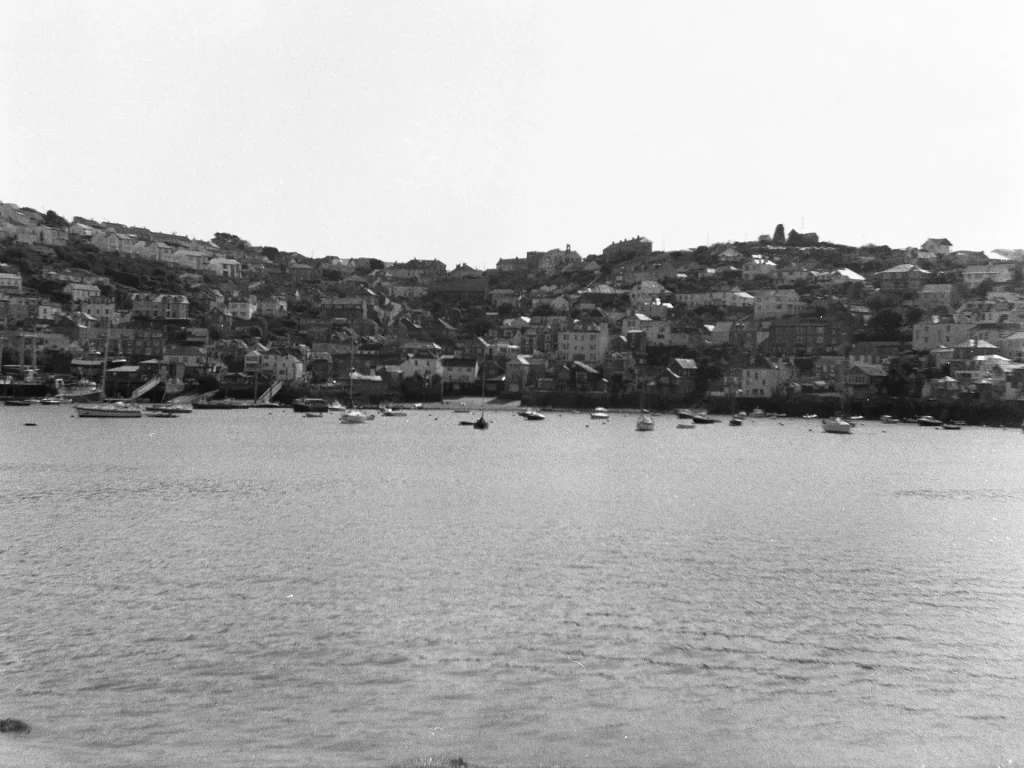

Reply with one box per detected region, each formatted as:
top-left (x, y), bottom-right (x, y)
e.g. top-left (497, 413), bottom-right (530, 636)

top-left (0, 719), bottom-right (30, 734)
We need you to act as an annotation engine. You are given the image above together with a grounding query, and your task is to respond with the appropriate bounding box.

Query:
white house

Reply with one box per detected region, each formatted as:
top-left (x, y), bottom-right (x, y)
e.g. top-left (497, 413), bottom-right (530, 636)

top-left (741, 255), bottom-right (777, 282)
top-left (399, 351), bottom-right (443, 380)
top-left (963, 264), bottom-right (1013, 289)
top-left (752, 289), bottom-right (804, 319)
top-left (208, 257), bottom-right (243, 280)
top-left (227, 298), bottom-right (257, 320)
top-left (65, 283), bottom-right (103, 302)
top-left (740, 363), bottom-right (793, 398)
top-left (257, 297), bottom-right (289, 317)
top-left (629, 281), bottom-right (667, 304)
top-left (557, 323), bottom-right (609, 363)
top-left (260, 352), bottom-right (304, 380)
top-left (0, 271), bottom-right (23, 294)
top-left (912, 318), bottom-right (976, 351)
top-left (440, 356), bottom-right (479, 389)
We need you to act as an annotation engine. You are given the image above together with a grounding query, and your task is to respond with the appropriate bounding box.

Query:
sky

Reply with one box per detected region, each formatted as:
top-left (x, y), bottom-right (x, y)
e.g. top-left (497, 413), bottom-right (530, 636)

top-left (2, 1), bottom-right (1021, 268)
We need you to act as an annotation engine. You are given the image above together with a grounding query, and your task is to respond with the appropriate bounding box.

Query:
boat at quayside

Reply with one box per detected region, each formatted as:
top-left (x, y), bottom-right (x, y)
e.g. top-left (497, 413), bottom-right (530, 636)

top-left (73, 321), bottom-right (142, 418)
top-left (193, 397), bottom-right (251, 410)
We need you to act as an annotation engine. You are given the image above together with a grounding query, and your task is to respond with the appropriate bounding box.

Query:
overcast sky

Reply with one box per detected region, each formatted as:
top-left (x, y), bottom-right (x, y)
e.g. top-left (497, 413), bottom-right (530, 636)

top-left (2, 1), bottom-right (1021, 268)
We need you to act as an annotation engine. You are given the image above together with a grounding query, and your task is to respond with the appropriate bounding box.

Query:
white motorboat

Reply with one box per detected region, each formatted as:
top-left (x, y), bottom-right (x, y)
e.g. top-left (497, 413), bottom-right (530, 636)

top-left (146, 403), bottom-right (193, 414)
top-left (75, 401), bottom-right (143, 418)
top-left (636, 413), bottom-right (655, 432)
top-left (340, 409), bottom-right (368, 424)
top-left (821, 416), bottom-right (852, 434)
top-left (591, 407), bottom-right (610, 420)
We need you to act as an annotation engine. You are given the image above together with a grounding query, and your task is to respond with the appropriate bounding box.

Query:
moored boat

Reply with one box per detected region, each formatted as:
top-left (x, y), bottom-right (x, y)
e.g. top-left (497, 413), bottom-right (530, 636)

top-left (291, 397), bottom-right (329, 413)
top-left (691, 413), bottom-right (719, 424)
top-left (146, 403), bottom-right (193, 414)
top-left (917, 415), bottom-right (944, 427)
top-left (193, 398), bottom-right (251, 410)
top-left (75, 401), bottom-right (143, 418)
top-left (821, 416), bottom-right (852, 434)
top-left (636, 413), bottom-right (655, 432)
top-left (591, 407), bottom-right (610, 420)
top-left (340, 408), bottom-right (368, 424)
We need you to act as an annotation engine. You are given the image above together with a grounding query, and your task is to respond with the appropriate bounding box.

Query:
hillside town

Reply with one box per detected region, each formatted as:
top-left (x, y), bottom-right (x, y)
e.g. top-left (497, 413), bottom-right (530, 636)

top-left (3, 200), bottom-right (1024, 421)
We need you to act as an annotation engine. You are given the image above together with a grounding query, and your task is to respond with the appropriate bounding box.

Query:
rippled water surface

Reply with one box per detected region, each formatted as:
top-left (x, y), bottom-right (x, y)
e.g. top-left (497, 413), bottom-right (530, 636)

top-left (2, 407), bottom-right (1023, 767)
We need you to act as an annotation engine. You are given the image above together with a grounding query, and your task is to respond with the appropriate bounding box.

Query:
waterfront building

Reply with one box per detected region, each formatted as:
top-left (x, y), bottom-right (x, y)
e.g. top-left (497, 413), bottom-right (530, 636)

top-left (740, 361), bottom-right (794, 399)
top-left (440, 356), bottom-right (479, 393)
top-left (557, 322), bottom-right (609, 364)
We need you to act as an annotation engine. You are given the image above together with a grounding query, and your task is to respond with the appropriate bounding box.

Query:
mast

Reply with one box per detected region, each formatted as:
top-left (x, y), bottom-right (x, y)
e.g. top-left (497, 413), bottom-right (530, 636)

top-left (348, 344), bottom-right (355, 407)
top-left (100, 320), bottom-right (110, 400)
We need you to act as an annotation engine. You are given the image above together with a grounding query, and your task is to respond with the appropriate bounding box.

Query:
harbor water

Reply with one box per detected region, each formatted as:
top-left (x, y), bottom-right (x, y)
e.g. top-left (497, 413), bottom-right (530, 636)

top-left (2, 406), bottom-right (1023, 767)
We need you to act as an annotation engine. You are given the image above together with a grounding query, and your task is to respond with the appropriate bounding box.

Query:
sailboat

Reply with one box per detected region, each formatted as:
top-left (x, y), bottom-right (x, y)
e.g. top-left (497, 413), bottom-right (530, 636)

top-left (728, 388), bottom-right (743, 426)
top-left (821, 369), bottom-right (852, 434)
top-left (636, 382), bottom-right (655, 431)
top-left (340, 347), bottom-right (369, 424)
top-left (74, 322), bottom-right (142, 418)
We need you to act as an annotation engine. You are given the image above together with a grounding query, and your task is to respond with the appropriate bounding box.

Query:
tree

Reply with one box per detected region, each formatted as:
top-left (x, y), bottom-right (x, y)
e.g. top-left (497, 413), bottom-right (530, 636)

top-left (867, 308), bottom-right (905, 341)
top-left (905, 306), bottom-right (924, 325)
top-left (969, 279), bottom-right (994, 300)
top-left (1008, 264), bottom-right (1024, 292)
top-left (213, 232), bottom-right (251, 250)
top-left (43, 210), bottom-right (69, 228)
top-left (772, 223), bottom-right (786, 244)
